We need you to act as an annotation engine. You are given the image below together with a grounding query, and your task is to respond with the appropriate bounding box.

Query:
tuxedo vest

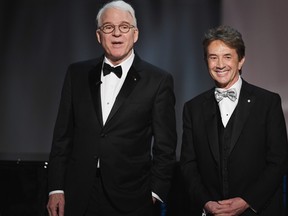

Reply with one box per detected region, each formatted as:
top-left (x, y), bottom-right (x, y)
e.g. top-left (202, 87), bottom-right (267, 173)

top-left (217, 104), bottom-right (238, 198)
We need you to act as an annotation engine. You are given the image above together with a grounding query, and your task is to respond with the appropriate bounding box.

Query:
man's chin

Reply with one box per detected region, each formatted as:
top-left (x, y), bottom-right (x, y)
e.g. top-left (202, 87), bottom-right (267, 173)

top-left (108, 54), bottom-right (129, 64)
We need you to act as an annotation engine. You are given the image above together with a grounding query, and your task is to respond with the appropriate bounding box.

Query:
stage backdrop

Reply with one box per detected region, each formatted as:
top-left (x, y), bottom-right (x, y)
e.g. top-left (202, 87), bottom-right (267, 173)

top-left (0, 0), bottom-right (220, 161)
top-left (221, 0), bottom-right (288, 129)
top-left (2, 0), bottom-right (287, 162)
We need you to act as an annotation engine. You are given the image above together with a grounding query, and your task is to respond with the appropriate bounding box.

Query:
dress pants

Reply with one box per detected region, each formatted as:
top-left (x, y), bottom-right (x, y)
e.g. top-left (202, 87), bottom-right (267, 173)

top-left (84, 169), bottom-right (154, 216)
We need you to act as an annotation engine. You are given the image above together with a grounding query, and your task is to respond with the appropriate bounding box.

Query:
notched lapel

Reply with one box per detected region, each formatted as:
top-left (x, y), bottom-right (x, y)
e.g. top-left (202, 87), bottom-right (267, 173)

top-left (230, 82), bottom-right (255, 154)
top-left (89, 62), bottom-right (103, 126)
top-left (203, 91), bottom-right (220, 165)
top-left (105, 66), bottom-right (141, 125)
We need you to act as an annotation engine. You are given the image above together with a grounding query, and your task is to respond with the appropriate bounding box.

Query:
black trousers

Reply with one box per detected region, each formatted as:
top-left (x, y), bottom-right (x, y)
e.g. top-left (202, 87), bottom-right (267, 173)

top-left (84, 169), bottom-right (159, 216)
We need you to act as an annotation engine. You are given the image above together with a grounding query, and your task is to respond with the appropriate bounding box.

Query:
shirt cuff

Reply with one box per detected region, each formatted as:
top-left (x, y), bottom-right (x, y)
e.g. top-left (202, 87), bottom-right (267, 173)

top-left (152, 192), bottom-right (163, 203)
top-left (49, 190), bottom-right (64, 196)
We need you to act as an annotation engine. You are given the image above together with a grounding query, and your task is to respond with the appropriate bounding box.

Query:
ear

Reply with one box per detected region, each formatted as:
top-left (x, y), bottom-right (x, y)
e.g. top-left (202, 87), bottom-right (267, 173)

top-left (133, 28), bottom-right (139, 43)
top-left (238, 56), bottom-right (245, 70)
top-left (96, 30), bottom-right (101, 44)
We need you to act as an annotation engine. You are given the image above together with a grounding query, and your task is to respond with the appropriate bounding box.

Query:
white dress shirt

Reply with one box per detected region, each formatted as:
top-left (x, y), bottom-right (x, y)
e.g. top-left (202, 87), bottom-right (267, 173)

top-left (101, 51), bottom-right (134, 124)
top-left (215, 76), bottom-right (242, 127)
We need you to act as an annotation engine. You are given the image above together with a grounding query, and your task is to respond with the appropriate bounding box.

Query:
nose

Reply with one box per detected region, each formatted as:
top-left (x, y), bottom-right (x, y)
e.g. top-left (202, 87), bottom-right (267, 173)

top-left (216, 58), bottom-right (225, 69)
top-left (112, 26), bottom-right (121, 36)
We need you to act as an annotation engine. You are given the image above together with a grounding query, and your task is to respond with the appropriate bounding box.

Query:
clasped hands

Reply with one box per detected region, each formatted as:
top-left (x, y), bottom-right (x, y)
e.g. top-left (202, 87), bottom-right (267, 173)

top-left (204, 197), bottom-right (249, 216)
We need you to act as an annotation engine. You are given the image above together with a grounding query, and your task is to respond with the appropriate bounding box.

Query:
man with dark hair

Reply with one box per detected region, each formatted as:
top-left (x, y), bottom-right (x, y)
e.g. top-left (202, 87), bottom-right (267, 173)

top-left (181, 25), bottom-right (288, 215)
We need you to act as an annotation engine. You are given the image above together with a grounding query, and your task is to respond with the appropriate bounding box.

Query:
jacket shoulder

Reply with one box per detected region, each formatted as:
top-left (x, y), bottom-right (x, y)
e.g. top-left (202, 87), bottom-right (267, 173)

top-left (133, 54), bottom-right (171, 78)
top-left (243, 80), bottom-right (281, 100)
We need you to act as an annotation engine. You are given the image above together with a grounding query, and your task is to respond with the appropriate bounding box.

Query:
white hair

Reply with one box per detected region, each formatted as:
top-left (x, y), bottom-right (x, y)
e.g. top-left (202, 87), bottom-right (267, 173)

top-left (96, 0), bottom-right (137, 27)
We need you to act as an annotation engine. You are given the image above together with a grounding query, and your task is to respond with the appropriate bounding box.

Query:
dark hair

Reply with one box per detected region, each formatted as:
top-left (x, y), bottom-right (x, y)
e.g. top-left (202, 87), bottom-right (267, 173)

top-left (203, 25), bottom-right (245, 62)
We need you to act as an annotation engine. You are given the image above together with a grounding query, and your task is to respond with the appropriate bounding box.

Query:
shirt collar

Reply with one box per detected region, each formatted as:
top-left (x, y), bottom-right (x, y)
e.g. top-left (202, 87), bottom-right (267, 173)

top-left (103, 50), bottom-right (135, 76)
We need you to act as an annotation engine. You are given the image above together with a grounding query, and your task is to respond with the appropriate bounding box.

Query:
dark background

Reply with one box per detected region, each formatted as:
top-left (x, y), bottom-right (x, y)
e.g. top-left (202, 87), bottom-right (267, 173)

top-left (1, 0), bottom-right (287, 215)
top-left (0, 0), bottom-right (219, 161)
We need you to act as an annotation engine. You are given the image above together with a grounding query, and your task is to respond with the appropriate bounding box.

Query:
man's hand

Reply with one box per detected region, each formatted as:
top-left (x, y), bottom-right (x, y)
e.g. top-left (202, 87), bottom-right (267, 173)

top-left (204, 197), bottom-right (249, 216)
top-left (47, 193), bottom-right (65, 216)
top-left (216, 197), bottom-right (249, 216)
top-left (204, 200), bottom-right (230, 215)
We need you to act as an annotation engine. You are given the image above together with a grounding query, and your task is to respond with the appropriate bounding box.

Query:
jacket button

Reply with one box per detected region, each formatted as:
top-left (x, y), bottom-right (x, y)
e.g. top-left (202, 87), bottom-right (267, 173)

top-left (100, 133), bottom-right (106, 137)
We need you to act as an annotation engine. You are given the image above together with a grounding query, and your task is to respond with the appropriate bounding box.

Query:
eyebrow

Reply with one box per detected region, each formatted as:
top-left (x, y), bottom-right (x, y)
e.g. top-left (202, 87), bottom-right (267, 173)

top-left (102, 21), bottom-right (131, 26)
top-left (208, 53), bottom-right (232, 57)
top-left (208, 54), bottom-right (217, 57)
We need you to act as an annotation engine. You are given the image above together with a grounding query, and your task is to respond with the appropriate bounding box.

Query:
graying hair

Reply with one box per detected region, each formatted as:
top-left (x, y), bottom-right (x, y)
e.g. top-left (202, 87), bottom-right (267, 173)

top-left (203, 25), bottom-right (245, 61)
top-left (96, 0), bottom-right (137, 28)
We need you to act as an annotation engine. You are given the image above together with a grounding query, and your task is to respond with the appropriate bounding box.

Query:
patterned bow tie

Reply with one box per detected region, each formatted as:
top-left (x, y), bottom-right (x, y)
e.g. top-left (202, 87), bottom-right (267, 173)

top-left (103, 63), bottom-right (122, 78)
top-left (215, 88), bottom-right (237, 102)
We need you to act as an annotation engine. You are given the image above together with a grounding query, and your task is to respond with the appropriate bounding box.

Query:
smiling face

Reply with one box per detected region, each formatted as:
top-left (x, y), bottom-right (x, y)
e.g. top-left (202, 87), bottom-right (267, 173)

top-left (207, 40), bottom-right (245, 89)
top-left (96, 8), bottom-right (139, 65)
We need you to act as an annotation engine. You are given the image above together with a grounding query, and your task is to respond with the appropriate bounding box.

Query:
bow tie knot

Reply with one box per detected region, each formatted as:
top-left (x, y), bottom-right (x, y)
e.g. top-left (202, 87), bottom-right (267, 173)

top-left (103, 63), bottom-right (122, 78)
top-left (215, 88), bottom-right (237, 102)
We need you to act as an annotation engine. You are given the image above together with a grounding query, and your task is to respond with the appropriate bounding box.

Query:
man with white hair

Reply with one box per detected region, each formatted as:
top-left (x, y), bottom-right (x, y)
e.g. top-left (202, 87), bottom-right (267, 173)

top-left (47, 1), bottom-right (177, 216)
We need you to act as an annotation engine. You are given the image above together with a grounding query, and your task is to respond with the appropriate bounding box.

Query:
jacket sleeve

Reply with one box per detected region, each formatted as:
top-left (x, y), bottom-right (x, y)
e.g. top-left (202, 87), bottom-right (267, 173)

top-left (48, 67), bottom-right (74, 192)
top-left (242, 93), bottom-right (288, 212)
top-left (180, 103), bottom-right (211, 208)
top-left (150, 73), bottom-right (177, 202)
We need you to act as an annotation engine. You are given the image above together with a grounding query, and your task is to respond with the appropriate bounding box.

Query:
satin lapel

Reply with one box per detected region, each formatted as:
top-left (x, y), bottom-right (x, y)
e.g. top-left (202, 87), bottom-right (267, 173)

top-left (229, 81), bottom-right (255, 154)
top-left (89, 61), bottom-right (103, 126)
top-left (203, 90), bottom-right (220, 165)
top-left (104, 65), bottom-right (140, 126)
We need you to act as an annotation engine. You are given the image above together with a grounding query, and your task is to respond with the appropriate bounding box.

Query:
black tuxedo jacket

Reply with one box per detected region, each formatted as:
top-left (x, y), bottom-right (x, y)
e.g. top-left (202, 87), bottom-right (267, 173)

top-left (48, 54), bottom-right (177, 215)
top-left (180, 80), bottom-right (288, 215)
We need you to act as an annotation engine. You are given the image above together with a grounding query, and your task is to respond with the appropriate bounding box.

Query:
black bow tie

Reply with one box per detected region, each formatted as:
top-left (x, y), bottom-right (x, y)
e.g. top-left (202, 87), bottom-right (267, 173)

top-left (103, 63), bottom-right (122, 78)
top-left (215, 88), bottom-right (237, 102)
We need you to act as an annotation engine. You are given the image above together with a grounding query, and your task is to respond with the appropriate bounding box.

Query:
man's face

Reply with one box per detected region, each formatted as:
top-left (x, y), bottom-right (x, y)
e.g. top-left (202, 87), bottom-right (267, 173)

top-left (96, 8), bottom-right (138, 65)
top-left (206, 40), bottom-right (245, 89)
